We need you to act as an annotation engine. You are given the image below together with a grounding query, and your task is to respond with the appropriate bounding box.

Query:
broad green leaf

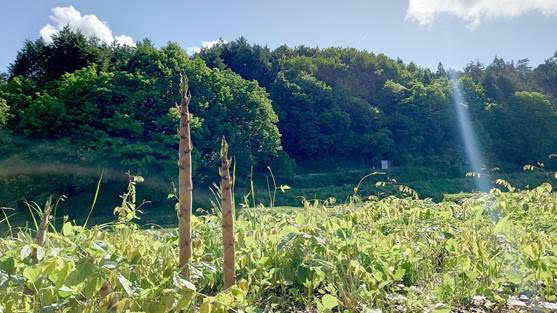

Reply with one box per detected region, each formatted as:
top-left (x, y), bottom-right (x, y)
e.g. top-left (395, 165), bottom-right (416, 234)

top-left (230, 285), bottom-right (246, 299)
top-left (393, 268), bottom-right (406, 281)
top-left (523, 245), bottom-right (536, 259)
top-left (66, 262), bottom-right (96, 286)
top-left (176, 290), bottom-right (194, 311)
top-left (0, 270), bottom-right (8, 286)
top-left (58, 285), bottom-right (75, 298)
top-left (215, 292), bottom-right (234, 307)
top-left (62, 222), bottom-right (74, 236)
top-left (506, 270), bottom-right (522, 285)
top-left (117, 274), bottom-right (133, 296)
top-left (494, 215), bottom-right (511, 234)
top-left (322, 294), bottom-right (339, 310)
top-left (41, 260), bottom-right (58, 276)
top-left (101, 260), bottom-right (118, 269)
top-left (457, 256), bottom-right (471, 272)
top-left (0, 257), bottom-right (15, 275)
top-left (238, 279), bottom-right (249, 292)
top-left (200, 299), bottom-right (212, 313)
top-left (114, 298), bottom-right (130, 313)
top-left (49, 260), bottom-right (72, 288)
top-left (34, 246), bottom-right (45, 261)
top-left (84, 276), bottom-right (102, 298)
top-left (41, 286), bottom-right (57, 306)
top-left (20, 245), bottom-right (32, 260)
top-left (23, 266), bottom-right (42, 283)
top-left (172, 272), bottom-right (196, 291)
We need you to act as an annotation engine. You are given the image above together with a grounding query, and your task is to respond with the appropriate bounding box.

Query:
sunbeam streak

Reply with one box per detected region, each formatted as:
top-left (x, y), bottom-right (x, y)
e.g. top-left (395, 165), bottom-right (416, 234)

top-left (450, 73), bottom-right (491, 191)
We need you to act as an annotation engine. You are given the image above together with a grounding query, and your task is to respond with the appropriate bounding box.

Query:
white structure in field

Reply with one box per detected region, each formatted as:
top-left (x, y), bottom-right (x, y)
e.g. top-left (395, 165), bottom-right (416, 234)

top-left (381, 160), bottom-right (390, 170)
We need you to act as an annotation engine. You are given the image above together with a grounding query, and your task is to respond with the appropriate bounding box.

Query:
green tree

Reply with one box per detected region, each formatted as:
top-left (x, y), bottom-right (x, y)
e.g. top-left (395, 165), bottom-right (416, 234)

top-left (3, 34), bottom-right (283, 178)
top-left (534, 52), bottom-right (557, 106)
top-left (0, 98), bottom-right (10, 127)
top-left (200, 37), bottom-right (275, 87)
top-left (9, 27), bottom-right (110, 84)
top-left (487, 92), bottom-right (557, 166)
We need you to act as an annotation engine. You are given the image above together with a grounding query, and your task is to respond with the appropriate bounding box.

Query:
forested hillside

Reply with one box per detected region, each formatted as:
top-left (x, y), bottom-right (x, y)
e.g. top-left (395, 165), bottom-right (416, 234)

top-left (1, 29), bottom-right (557, 207)
top-left (199, 37), bottom-right (557, 170)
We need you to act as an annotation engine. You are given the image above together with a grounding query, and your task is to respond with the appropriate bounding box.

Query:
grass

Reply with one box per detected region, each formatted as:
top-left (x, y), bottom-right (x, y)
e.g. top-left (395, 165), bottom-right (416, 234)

top-left (1, 181), bottom-right (557, 312)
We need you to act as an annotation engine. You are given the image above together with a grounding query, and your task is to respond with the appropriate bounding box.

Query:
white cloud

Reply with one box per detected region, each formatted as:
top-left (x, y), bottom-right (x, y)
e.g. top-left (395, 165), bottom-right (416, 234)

top-left (186, 46), bottom-right (201, 55)
top-left (186, 39), bottom-right (225, 55)
top-left (114, 35), bottom-right (135, 47)
top-left (406, 0), bottom-right (557, 28)
top-left (201, 40), bottom-right (222, 49)
top-left (40, 6), bottom-right (135, 46)
top-left (39, 24), bottom-right (58, 42)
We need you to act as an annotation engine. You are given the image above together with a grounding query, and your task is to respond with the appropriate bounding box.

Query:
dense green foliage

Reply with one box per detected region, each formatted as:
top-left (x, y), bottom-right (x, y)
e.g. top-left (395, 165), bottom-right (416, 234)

top-left (1, 29), bottom-right (281, 183)
top-left (1, 30), bottom-right (557, 211)
top-left (1, 183), bottom-right (557, 312)
top-left (199, 38), bottom-right (557, 169)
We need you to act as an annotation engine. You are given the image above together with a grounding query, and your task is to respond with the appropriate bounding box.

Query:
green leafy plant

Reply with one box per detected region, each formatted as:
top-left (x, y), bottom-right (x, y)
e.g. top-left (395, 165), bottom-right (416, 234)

top-left (1, 179), bottom-right (557, 312)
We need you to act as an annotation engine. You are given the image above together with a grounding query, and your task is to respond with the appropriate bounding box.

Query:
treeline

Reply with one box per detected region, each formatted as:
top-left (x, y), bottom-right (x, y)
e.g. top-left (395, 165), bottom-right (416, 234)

top-left (198, 38), bottom-right (557, 171)
top-left (0, 29), bottom-right (281, 184)
top-left (1, 29), bottom-right (557, 188)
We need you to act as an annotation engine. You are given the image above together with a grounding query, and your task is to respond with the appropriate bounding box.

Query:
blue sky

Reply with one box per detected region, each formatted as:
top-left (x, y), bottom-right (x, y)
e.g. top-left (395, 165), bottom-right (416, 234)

top-left (1, 0), bottom-right (557, 73)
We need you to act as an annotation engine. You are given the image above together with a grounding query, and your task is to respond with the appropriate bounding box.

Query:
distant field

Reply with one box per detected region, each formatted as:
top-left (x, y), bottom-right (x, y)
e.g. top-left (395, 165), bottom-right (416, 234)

top-left (2, 166), bottom-right (556, 232)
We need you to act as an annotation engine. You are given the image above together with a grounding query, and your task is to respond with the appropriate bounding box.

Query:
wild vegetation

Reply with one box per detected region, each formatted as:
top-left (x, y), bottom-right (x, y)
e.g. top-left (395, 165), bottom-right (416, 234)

top-left (1, 178), bottom-right (557, 312)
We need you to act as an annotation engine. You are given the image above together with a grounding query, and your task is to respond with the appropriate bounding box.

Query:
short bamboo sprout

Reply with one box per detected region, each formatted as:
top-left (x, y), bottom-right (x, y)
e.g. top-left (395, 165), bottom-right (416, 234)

top-left (32, 196), bottom-right (53, 264)
top-left (220, 136), bottom-right (236, 288)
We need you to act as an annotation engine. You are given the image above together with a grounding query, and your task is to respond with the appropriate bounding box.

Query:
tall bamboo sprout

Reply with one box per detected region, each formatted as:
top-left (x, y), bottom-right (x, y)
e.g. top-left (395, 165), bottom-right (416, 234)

top-left (220, 136), bottom-right (236, 288)
top-left (178, 73), bottom-right (193, 276)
